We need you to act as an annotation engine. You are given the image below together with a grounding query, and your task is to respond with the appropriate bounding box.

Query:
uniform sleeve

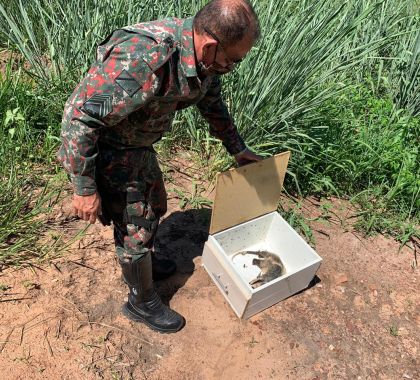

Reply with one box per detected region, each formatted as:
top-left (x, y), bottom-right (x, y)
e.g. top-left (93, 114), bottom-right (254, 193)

top-left (58, 36), bottom-right (165, 196)
top-left (196, 76), bottom-right (246, 155)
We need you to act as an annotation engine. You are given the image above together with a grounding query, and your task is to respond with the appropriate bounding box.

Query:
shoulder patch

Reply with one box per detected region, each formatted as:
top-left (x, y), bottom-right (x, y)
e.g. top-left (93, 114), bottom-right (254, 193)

top-left (82, 94), bottom-right (113, 120)
top-left (115, 70), bottom-right (141, 97)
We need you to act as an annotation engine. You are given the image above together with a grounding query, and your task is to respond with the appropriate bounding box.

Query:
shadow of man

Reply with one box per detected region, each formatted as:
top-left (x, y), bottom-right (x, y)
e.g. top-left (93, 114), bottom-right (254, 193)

top-left (153, 208), bottom-right (211, 303)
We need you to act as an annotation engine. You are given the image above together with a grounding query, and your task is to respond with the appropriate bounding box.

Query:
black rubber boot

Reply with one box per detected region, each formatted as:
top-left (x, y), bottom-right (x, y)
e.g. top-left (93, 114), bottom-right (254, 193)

top-left (119, 252), bottom-right (185, 333)
top-left (152, 255), bottom-right (177, 281)
top-left (120, 256), bottom-right (176, 283)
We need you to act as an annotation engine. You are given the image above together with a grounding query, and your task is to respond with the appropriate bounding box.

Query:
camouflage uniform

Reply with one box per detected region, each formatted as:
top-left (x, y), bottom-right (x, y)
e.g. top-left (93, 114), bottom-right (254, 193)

top-left (58, 17), bottom-right (246, 261)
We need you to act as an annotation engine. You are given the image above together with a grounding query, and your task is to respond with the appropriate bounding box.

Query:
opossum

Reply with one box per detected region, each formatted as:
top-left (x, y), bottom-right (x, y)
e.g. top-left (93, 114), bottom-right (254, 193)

top-left (236, 250), bottom-right (285, 288)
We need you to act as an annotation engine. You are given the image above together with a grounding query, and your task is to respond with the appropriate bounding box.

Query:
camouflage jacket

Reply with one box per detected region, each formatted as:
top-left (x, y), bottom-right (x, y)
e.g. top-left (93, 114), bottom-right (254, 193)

top-left (58, 17), bottom-right (247, 196)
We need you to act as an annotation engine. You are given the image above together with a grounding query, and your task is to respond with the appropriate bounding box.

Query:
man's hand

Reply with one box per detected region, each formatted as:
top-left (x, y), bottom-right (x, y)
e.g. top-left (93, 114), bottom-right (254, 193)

top-left (234, 148), bottom-right (263, 167)
top-left (73, 192), bottom-right (101, 224)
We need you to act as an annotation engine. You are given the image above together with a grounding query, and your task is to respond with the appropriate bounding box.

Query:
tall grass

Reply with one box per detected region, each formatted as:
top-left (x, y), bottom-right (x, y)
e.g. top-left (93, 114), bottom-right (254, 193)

top-left (295, 85), bottom-right (419, 240)
top-left (1, 0), bottom-right (418, 101)
top-left (0, 0), bottom-right (207, 82)
top-left (0, 0), bottom-right (418, 255)
top-left (0, 61), bottom-right (64, 266)
top-left (395, 29), bottom-right (420, 116)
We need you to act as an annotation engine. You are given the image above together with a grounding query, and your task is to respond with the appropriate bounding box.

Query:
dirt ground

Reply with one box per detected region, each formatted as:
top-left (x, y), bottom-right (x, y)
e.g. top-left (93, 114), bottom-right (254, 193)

top-left (0, 49), bottom-right (26, 76)
top-left (0, 155), bottom-right (418, 380)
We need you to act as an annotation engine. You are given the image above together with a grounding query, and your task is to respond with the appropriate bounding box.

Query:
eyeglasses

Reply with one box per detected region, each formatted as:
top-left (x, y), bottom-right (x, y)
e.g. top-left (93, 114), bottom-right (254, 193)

top-left (203, 27), bottom-right (244, 70)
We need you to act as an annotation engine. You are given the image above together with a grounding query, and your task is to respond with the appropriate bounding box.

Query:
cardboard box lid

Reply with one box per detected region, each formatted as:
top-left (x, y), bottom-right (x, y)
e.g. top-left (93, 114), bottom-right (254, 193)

top-left (209, 151), bottom-right (291, 235)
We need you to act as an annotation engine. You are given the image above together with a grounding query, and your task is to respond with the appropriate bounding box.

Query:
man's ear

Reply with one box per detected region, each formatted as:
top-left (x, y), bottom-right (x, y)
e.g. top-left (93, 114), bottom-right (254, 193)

top-left (201, 40), bottom-right (217, 62)
top-left (202, 39), bottom-right (217, 52)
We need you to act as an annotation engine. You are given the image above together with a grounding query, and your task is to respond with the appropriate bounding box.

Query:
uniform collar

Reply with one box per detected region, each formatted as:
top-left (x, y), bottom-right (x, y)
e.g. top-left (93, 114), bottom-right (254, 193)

top-left (179, 17), bottom-right (198, 78)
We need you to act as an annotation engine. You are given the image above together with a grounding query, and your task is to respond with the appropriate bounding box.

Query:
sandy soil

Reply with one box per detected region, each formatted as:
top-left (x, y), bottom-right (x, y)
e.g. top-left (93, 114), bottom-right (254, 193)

top-left (0, 155), bottom-right (418, 380)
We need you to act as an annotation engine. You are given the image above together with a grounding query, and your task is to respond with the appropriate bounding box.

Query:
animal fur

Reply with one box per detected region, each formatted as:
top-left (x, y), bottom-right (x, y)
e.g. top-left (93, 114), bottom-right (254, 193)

top-left (237, 250), bottom-right (285, 288)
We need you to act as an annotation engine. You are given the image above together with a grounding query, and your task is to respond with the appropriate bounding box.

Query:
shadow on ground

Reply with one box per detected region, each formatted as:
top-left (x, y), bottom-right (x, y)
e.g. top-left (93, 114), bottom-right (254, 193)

top-left (153, 208), bottom-right (211, 303)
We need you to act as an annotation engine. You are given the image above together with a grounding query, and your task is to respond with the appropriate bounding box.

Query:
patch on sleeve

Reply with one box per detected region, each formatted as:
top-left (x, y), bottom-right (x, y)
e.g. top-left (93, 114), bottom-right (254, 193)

top-left (82, 94), bottom-right (113, 120)
top-left (115, 70), bottom-right (142, 97)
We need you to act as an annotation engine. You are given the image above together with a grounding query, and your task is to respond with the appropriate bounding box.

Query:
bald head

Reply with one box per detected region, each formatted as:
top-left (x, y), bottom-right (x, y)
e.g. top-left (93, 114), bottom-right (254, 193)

top-left (193, 0), bottom-right (260, 46)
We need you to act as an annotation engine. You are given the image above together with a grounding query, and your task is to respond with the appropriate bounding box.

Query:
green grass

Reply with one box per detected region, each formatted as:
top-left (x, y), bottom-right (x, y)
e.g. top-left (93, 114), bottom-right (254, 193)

top-left (0, 0), bottom-right (418, 264)
top-left (292, 84), bottom-right (419, 242)
top-left (0, 62), bottom-right (63, 266)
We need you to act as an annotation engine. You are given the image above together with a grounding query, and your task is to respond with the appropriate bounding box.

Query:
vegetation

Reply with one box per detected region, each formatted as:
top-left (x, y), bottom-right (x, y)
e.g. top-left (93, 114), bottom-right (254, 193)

top-left (0, 64), bottom-right (63, 265)
top-left (0, 0), bottom-right (418, 264)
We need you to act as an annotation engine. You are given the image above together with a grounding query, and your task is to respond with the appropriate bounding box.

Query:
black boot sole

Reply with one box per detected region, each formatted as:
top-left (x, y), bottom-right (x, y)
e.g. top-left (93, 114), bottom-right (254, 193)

top-left (122, 303), bottom-right (185, 334)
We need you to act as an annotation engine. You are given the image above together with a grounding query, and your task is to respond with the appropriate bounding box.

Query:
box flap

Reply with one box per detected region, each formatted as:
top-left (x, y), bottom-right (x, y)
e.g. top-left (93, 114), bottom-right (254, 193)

top-left (209, 151), bottom-right (290, 235)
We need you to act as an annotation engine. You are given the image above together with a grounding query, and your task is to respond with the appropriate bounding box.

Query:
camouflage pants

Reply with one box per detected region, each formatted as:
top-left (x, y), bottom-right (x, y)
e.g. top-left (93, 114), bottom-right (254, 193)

top-left (96, 143), bottom-right (167, 263)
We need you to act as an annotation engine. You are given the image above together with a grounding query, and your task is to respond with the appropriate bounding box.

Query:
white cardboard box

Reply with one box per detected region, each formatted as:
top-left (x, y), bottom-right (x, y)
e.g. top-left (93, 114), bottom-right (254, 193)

top-left (202, 152), bottom-right (322, 319)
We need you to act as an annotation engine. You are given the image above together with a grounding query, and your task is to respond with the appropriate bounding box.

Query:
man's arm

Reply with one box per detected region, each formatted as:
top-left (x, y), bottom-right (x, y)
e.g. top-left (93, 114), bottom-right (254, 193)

top-left (58, 35), bottom-right (169, 221)
top-left (196, 76), bottom-right (247, 155)
top-left (196, 76), bottom-right (262, 165)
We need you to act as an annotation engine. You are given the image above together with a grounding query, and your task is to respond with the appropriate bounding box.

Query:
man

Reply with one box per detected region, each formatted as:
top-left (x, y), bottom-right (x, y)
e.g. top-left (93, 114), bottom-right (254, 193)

top-left (58, 0), bottom-right (261, 333)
